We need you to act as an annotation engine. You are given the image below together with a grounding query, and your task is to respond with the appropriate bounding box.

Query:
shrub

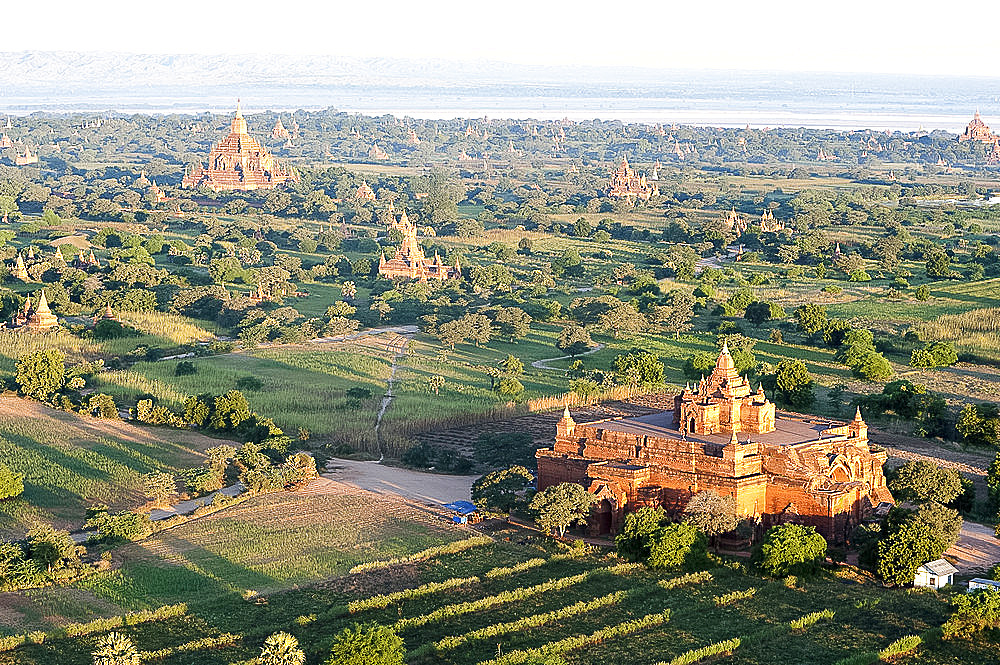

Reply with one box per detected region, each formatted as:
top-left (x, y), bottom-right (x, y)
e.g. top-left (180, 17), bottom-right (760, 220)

top-left (174, 361), bottom-right (197, 376)
top-left (942, 588), bottom-right (1000, 639)
top-left (324, 622), bottom-right (404, 665)
top-left (752, 524), bottom-right (827, 577)
top-left (236, 375), bottom-right (264, 391)
top-left (0, 464), bottom-right (25, 501)
top-left (615, 506), bottom-right (667, 562)
top-left (648, 523), bottom-right (708, 571)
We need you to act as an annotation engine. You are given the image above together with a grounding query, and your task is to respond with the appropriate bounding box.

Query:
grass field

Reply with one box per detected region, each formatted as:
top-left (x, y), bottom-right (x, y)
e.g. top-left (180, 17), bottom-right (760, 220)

top-left (0, 395), bottom-right (229, 538)
top-left (1, 506), bottom-right (994, 665)
top-left (93, 339), bottom-right (394, 450)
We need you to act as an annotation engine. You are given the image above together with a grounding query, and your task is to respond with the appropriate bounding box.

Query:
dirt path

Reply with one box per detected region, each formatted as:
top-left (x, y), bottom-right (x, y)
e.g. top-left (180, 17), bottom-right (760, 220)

top-left (946, 521), bottom-right (1000, 573)
top-left (531, 343), bottom-right (606, 370)
top-left (374, 331), bottom-right (417, 459)
top-left (323, 459), bottom-right (477, 505)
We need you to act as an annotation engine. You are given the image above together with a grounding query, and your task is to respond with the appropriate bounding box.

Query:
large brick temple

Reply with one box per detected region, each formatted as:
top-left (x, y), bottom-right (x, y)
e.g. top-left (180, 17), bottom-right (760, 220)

top-left (378, 211), bottom-right (460, 281)
top-left (536, 345), bottom-right (893, 542)
top-left (182, 101), bottom-right (297, 192)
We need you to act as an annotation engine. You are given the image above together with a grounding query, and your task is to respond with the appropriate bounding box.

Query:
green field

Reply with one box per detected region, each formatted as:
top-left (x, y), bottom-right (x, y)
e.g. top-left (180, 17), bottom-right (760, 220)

top-left (0, 396), bottom-right (225, 538)
top-left (0, 506), bottom-right (994, 665)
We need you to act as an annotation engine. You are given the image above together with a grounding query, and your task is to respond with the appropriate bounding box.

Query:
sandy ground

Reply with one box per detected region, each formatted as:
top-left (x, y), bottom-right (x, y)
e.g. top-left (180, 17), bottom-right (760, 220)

top-left (946, 521), bottom-right (1000, 573)
top-left (323, 458), bottom-right (477, 506)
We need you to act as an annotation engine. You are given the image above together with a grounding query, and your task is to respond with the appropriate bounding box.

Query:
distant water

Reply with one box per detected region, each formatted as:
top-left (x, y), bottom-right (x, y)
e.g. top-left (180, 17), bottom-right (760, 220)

top-left (3, 73), bottom-right (999, 132)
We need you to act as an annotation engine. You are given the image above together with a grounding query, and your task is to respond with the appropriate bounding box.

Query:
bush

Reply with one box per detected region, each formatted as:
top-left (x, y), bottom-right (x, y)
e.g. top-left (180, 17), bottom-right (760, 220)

top-left (0, 464), bottom-right (25, 501)
top-left (174, 361), bottom-right (197, 376)
top-left (615, 507), bottom-right (667, 562)
top-left (235, 375), bottom-right (264, 391)
top-left (752, 524), bottom-right (827, 577)
top-left (648, 523), bottom-right (708, 571)
top-left (87, 510), bottom-right (153, 544)
top-left (942, 588), bottom-right (1000, 639)
top-left (324, 622), bottom-right (404, 665)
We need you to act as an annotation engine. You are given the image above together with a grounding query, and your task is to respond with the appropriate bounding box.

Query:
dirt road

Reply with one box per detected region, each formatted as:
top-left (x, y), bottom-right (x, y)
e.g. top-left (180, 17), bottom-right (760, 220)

top-left (323, 459), bottom-right (477, 505)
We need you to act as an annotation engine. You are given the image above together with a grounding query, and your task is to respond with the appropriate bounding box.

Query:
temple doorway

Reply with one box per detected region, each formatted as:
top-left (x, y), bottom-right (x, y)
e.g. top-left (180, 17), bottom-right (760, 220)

top-left (689, 417), bottom-right (696, 433)
top-left (596, 499), bottom-right (613, 535)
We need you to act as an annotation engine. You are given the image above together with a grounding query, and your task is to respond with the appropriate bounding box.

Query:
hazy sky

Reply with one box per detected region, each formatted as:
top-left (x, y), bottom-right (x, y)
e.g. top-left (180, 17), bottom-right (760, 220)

top-left (5, 0), bottom-right (998, 76)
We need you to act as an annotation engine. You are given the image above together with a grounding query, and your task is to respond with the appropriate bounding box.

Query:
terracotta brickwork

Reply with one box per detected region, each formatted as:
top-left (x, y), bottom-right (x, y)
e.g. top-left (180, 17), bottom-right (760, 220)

top-left (182, 101), bottom-right (297, 192)
top-left (537, 348), bottom-right (893, 542)
top-left (959, 111), bottom-right (996, 142)
top-left (607, 156), bottom-right (658, 200)
top-left (378, 211), bottom-right (460, 281)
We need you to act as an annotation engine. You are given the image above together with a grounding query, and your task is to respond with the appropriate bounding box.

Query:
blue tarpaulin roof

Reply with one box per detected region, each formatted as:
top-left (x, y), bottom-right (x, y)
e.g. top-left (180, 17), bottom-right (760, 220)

top-left (443, 501), bottom-right (477, 514)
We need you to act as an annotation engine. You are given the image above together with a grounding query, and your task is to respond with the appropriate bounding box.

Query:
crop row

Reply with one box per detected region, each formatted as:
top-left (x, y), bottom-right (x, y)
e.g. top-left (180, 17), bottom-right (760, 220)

top-left (475, 609), bottom-right (674, 665)
top-left (394, 563), bottom-right (642, 631)
top-left (0, 603), bottom-right (187, 652)
top-left (348, 535), bottom-right (493, 573)
top-left (656, 608), bottom-right (836, 665)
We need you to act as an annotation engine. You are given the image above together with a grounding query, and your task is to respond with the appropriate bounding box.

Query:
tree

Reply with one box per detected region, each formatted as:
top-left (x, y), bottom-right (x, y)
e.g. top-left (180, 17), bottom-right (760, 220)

top-left (773, 359), bottom-right (814, 407)
top-left (15, 350), bottom-right (65, 400)
top-left (142, 472), bottom-right (174, 505)
top-left (794, 303), bottom-right (828, 336)
top-left (682, 491), bottom-right (738, 545)
top-left (910, 341), bottom-right (958, 369)
top-left (210, 390), bottom-right (251, 431)
top-left (495, 376), bottom-right (524, 397)
top-left (598, 301), bottom-right (645, 339)
top-left (613, 351), bottom-right (664, 387)
top-left (683, 351), bottom-right (716, 379)
top-left (615, 506), bottom-right (667, 562)
top-left (529, 482), bottom-right (599, 537)
top-left (92, 632), bottom-right (140, 665)
top-left (27, 524), bottom-right (78, 571)
top-left (876, 504), bottom-right (962, 585)
top-left (0, 464), bottom-right (24, 501)
top-left (988, 453), bottom-right (1000, 507)
top-left (257, 631), bottom-right (305, 665)
top-left (498, 354), bottom-right (524, 376)
top-left (744, 301), bottom-right (785, 327)
top-left (942, 588), bottom-right (1000, 640)
top-left (324, 622), bottom-right (404, 665)
top-left (653, 290), bottom-right (695, 339)
top-left (428, 375), bottom-right (445, 395)
top-left (491, 306), bottom-right (533, 342)
top-left (556, 325), bottom-right (593, 357)
top-left (464, 313), bottom-right (494, 347)
top-left (472, 465), bottom-right (535, 513)
top-left (957, 402), bottom-right (1000, 448)
top-left (752, 524), bottom-right (827, 577)
top-left (888, 461), bottom-right (963, 505)
top-left (648, 522), bottom-right (708, 571)
top-left (436, 319), bottom-right (467, 350)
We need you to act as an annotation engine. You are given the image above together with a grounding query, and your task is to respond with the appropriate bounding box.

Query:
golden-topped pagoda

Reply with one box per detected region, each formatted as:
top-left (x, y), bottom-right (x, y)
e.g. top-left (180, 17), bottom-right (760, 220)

top-left (676, 343), bottom-right (775, 435)
top-left (378, 211), bottom-right (460, 281)
top-left (959, 111), bottom-right (996, 142)
top-left (271, 117), bottom-right (291, 140)
top-left (10, 290), bottom-right (59, 332)
top-left (182, 101), bottom-right (297, 192)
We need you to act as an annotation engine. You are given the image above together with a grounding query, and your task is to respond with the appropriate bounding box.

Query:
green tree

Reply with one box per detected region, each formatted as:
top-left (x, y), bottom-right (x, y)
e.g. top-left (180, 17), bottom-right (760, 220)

top-left (92, 632), bottom-right (140, 665)
top-left (529, 482), bottom-right (599, 537)
top-left (27, 524), bottom-right (78, 571)
top-left (942, 588), bottom-right (1000, 639)
top-left (471, 465), bottom-right (535, 513)
top-left (773, 359), bottom-right (815, 407)
top-left (794, 303), bottom-right (828, 336)
top-left (683, 351), bottom-right (716, 379)
top-left (888, 461), bottom-right (963, 505)
top-left (648, 522), bottom-right (708, 570)
top-left (682, 491), bottom-right (738, 547)
top-left (257, 631), bottom-right (305, 665)
top-left (957, 403), bottom-right (1000, 447)
top-left (428, 375), bottom-right (445, 395)
top-left (910, 341), bottom-right (958, 369)
top-left (752, 524), bottom-right (827, 577)
top-left (498, 354), bottom-right (525, 376)
top-left (613, 351), bottom-right (664, 387)
top-left (15, 350), bottom-right (65, 400)
top-left (876, 504), bottom-right (962, 585)
top-left (490, 306), bottom-right (532, 342)
top-left (210, 390), bottom-right (251, 431)
top-left (744, 301), bottom-right (785, 327)
top-left (495, 376), bottom-right (524, 397)
top-left (598, 301), bottom-right (645, 339)
top-left (914, 284), bottom-right (931, 301)
top-left (0, 464), bottom-right (25, 501)
top-left (142, 472), bottom-right (174, 504)
top-left (324, 622), bottom-right (404, 665)
top-left (615, 506), bottom-right (667, 562)
top-left (556, 325), bottom-right (593, 357)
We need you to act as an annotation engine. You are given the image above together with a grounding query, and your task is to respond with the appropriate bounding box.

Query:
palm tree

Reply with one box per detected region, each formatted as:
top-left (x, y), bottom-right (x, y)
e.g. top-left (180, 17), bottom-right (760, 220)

top-left (92, 632), bottom-right (140, 665)
top-left (257, 632), bottom-right (305, 665)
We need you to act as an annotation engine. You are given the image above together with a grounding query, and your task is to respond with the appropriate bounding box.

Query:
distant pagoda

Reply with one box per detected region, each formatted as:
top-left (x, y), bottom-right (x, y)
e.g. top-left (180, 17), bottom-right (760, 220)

top-left (379, 211), bottom-right (460, 281)
top-left (607, 156), bottom-right (657, 200)
top-left (959, 111), bottom-right (997, 143)
top-left (10, 290), bottom-right (59, 332)
top-left (182, 101), bottom-right (297, 192)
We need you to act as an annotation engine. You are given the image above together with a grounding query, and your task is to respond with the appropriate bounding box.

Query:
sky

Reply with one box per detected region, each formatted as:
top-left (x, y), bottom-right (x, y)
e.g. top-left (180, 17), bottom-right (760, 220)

top-left (4, 0), bottom-right (999, 76)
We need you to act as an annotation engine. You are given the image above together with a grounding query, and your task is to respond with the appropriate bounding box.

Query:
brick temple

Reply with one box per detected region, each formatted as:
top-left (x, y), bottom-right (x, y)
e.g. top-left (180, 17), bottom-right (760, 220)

top-left (10, 290), bottom-right (58, 332)
top-left (378, 211), bottom-right (460, 281)
top-left (536, 346), bottom-right (893, 542)
top-left (959, 111), bottom-right (996, 143)
top-left (182, 101), bottom-right (297, 192)
top-left (607, 156), bottom-right (658, 200)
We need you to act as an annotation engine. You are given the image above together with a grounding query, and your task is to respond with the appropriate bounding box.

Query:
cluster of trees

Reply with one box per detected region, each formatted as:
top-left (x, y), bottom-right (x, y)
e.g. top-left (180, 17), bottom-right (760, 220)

top-left (0, 524), bottom-right (88, 592)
